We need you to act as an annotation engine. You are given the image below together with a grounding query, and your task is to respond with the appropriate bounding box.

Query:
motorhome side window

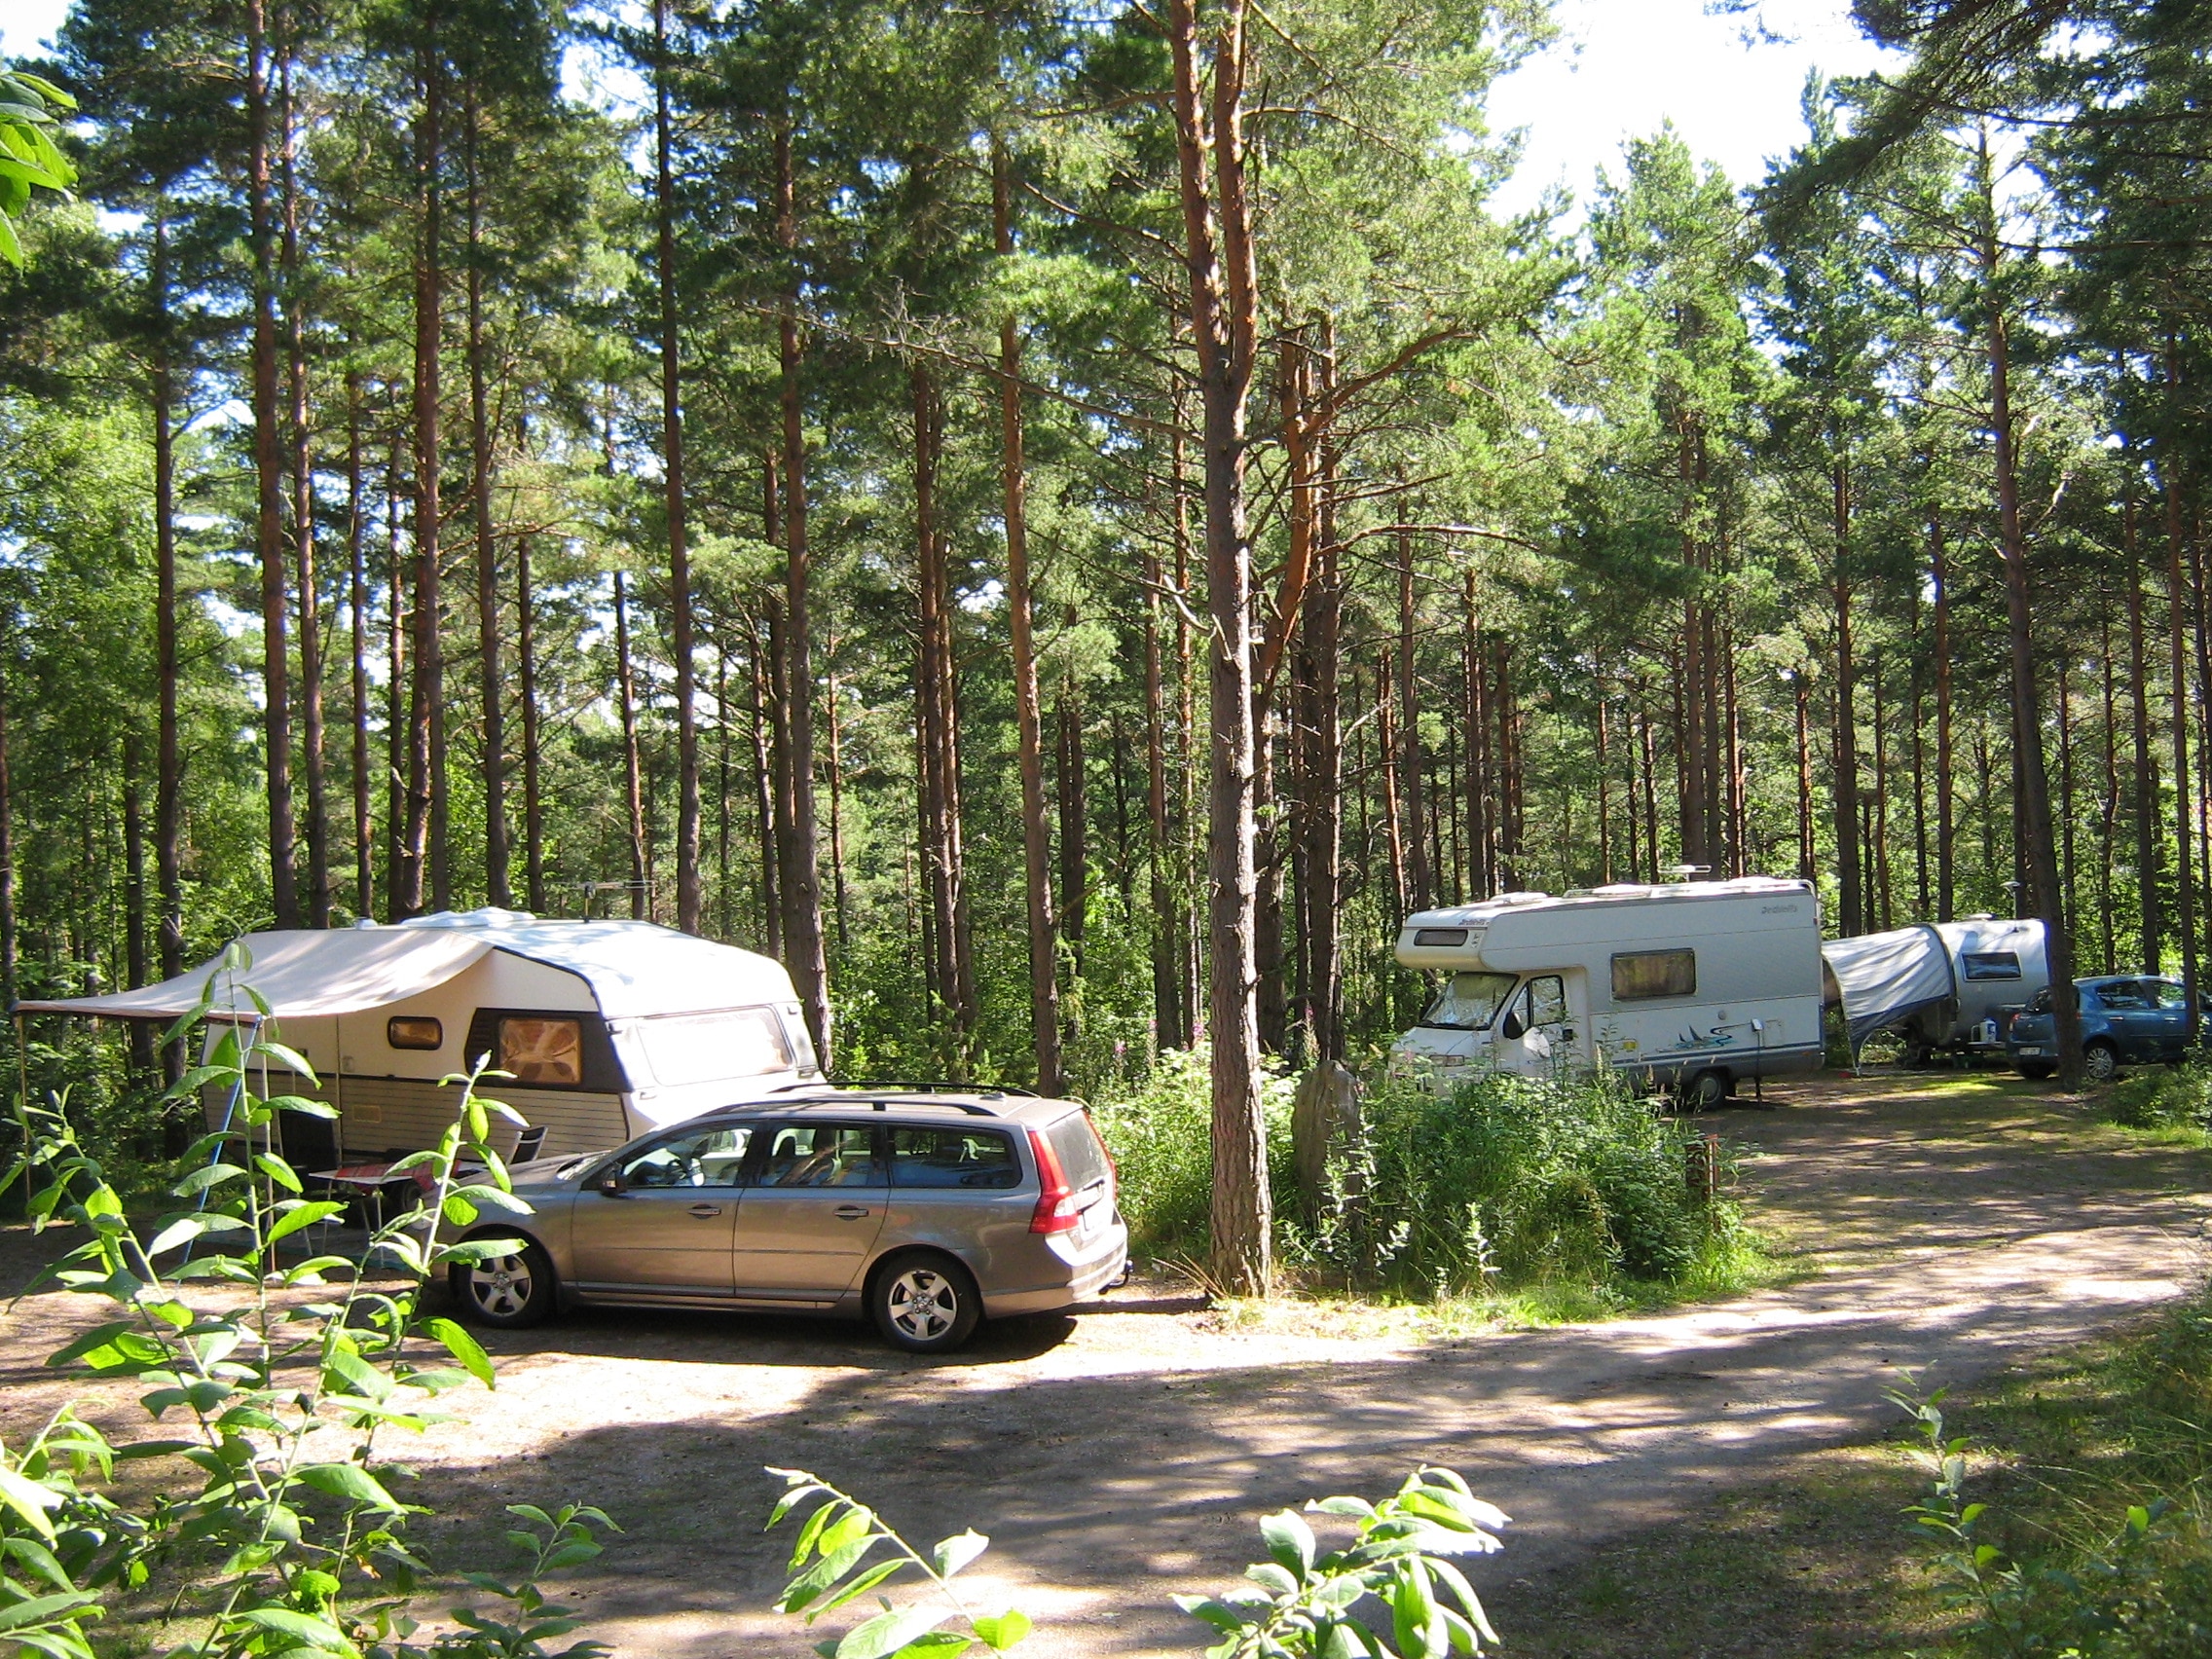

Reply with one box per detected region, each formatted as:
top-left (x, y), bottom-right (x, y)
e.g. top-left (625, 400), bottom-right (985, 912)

top-left (1526, 976), bottom-right (1567, 1027)
top-left (498, 1015), bottom-right (583, 1086)
top-left (1961, 951), bottom-right (2021, 981)
top-left (636, 1008), bottom-right (793, 1088)
top-left (1419, 971), bottom-right (1516, 1030)
top-left (1611, 948), bottom-right (1695, 1001)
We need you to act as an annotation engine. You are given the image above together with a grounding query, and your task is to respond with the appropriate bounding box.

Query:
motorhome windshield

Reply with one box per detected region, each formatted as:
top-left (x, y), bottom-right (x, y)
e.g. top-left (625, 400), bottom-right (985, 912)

top-left (1419, 972), bottom-right (1517, 1031)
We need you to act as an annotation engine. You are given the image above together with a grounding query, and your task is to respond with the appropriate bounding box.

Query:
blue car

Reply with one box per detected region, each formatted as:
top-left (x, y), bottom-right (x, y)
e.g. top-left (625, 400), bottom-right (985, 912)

top-left (2006, 975), bottom-right (2203, 1083)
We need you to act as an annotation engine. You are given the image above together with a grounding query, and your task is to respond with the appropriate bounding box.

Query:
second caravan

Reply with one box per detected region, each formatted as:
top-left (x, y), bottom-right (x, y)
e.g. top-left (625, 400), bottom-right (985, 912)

top-left (1388, 877), bottom-right (1827, 1105)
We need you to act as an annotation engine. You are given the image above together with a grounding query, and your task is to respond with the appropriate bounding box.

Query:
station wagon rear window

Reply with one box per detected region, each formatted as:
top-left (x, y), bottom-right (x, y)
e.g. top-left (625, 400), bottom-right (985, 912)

top-left (1612, 948), bottom-right (1696, 1001)
top-left (889, 1126), bottom-right (1019, 1189)
top-left (1961, 952), bottom-right (2022, 980)
top-left (637, 1008), bottom-right (793, 1088)
top-left (1044, 1114), bottom-right (1114, 1193)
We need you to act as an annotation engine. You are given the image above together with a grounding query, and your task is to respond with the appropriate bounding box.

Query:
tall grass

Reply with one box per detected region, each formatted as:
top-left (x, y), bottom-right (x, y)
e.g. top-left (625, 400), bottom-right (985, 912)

top-left (1091, 1055), bottom-right (1751, 1303)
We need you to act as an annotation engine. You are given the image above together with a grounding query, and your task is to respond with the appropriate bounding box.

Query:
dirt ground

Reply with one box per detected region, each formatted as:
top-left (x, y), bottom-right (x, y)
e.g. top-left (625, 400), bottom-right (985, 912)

top-left (4, 1070), bottom-right (2208, 1657)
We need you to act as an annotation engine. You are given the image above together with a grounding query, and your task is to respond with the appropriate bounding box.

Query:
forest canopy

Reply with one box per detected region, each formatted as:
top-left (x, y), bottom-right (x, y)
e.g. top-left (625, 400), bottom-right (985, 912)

top-left (4, 0), bottom-right (2208, 1284)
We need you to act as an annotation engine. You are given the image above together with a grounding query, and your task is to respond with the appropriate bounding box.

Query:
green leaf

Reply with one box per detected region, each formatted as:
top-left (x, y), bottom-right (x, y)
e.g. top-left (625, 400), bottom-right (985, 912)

top-left (267, 1201), bottom-right (348, 1246)
top-left (0, 1464), bottom-right (63, 1538)
top-left (293, 1461), bottom-right (407, 1514)
top-left (234, 1605), bottom-right (357, 1654)
top-left (250, 1043), bottom-right (320, 1084)
top-left (932, 1530), bottom-right (988, 1580)
top-left (889, 1636), bottom-right (973, 1659)
top-left (970, 1610), bottom-right (1031, 1652)
top-left (836, 1604), bottom-right (948, 1659)
top-left (807, 1559), bottom-right (907, 1618)
top-left (424, 1317), bottom-right (497, 1388)
top-left (1260, 1510), bottom-right (1315, 1577)
top-left (0, 1589), bottom-right (102, 1635)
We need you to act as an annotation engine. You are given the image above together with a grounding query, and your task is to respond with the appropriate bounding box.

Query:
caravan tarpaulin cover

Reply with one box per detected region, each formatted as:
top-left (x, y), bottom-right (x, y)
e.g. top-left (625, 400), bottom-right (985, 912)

top-left (14, 929), bottom-right (494, 1020)
top-left (394, 910), bottom-right (794, 1017)
top-left (1822, 925), bottom-right (1956, 1046)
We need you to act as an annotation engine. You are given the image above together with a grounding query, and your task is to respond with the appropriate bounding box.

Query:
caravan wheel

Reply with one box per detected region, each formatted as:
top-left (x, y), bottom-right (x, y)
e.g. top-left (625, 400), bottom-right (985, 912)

top-left (452, 1238), bottom-right (557, 1329)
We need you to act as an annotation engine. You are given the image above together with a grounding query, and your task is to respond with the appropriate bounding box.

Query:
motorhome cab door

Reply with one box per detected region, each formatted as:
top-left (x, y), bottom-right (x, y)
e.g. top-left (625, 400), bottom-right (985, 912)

top-left (1497, 973), bottom-right (1579, 1072)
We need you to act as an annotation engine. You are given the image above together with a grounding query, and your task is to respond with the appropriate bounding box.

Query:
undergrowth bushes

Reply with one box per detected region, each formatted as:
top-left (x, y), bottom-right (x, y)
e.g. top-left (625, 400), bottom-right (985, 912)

top-left (1092, 1055), bottom-right (1750, 1303)
top-left (2104, 1059), bottom-right (2212, 1132)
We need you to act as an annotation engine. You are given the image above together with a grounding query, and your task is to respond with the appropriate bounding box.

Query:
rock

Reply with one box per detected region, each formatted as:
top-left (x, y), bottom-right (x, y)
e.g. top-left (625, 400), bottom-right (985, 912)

top-left (1291, 1060), bottom-right (1363, 1210)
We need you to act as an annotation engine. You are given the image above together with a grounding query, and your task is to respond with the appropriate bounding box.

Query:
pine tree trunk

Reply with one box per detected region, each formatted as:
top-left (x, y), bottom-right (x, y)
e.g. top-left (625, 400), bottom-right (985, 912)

top-left (750, 608), bottom-right (783, 958)
top-left (1056, 666), bottom-right (1088, 975)
top-left (464, 86), bottom-right (510, 908)
top-left (1144, 535), bottom-right (1183, 1048)
top-left (774, 119), bottom-right (832, 1062)
top-left (614, 571), bottom-right (648, 920)
top-left (279, 41), bottom-right (327, 928)
top-left (151, 209), bottom-right (184, 979)
top-left (1932, 506), bottom-right (1956, 922)
top-left (385, 442), bottom-right (407, 904)
top-left (346, 373), bottom-right (373, 920)
top-left (401, 32), bottom-right (445, 918)
top-left (518, 530), bottom-right (545, 913)
top-left (248, 0), bottom-right (300, 926)
top-left (1167, 0), bottom-right (1267, 1293)
top-left (1832, 458), bottom-right (1861, 935)
top-left (994, 139), bottom-right (1063, 1093)
top-left (1981, 159), bottom-right (2082, 1079)
top-left (1396, 514), bottom-right (1428, 912)
top-left (2126, 480), bottom-right (2161, 972)
top-left (655, 0), bottom-right (701, 934)
top-left (2164, 450), bottom-right (2198, 1012)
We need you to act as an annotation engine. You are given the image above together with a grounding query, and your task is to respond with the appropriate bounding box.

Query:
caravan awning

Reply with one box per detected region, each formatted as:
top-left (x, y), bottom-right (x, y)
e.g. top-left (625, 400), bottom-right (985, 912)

top-left (1821, 925), bottom-right (1957, 1047)
top-left (16, 929), bottom-right (494, 1020)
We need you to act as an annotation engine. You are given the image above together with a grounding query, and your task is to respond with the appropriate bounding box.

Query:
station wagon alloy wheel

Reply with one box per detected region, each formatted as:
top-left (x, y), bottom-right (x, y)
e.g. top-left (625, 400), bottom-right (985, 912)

top-left (454, 1238), bottom-right (555, 1328)
top-left (870, 1251), bottom-right (981, 1353)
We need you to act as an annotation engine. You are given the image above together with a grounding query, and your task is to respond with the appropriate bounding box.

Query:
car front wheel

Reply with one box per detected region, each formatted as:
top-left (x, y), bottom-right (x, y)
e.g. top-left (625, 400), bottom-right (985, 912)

top-left (451, 1237), bottom-right (557, 1329)
top-left (869, 1251), bottom-right (981, 1354)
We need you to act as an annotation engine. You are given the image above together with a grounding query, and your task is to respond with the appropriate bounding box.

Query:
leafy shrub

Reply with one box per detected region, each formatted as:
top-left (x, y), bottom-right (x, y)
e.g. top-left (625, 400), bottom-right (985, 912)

top-left (0, 969), bottom-right (614, 1659)
top-left (2105, 1059), bottom-right (2212, 1129)
top-left (1288, 1068), bottom-right (1742, 1296)
top-left (1089, 1045), bottom-right (1295, 1252)
top-left (766, 1463), bottom-right (1510, 1657)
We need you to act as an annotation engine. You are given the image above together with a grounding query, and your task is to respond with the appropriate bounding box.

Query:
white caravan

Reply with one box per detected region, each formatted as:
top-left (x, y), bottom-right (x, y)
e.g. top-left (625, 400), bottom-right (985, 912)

top-left (18, 908), bottom-right (823, 1162)
top-left (1821, 916), bottom-right (2049, 1063)
top-left (1389, 877), bottom-right (1826, 1105)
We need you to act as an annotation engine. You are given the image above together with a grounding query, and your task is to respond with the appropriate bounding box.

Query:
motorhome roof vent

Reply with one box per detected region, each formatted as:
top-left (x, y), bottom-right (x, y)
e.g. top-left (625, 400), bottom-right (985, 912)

top-left (1496, 891), bottom-right (1548, 904)
top-left (1964, 912), bottom-right (1995, 921)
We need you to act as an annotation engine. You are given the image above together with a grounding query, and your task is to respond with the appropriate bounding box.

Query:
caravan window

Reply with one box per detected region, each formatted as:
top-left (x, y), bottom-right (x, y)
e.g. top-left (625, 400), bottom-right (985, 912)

top-left (1419, 972), bottom-right (1516, 1031)
top-left (637, 1009), bottom-right (794, 1088)
top-left (499, 1016), bottom-right (583, 1086)
top-left (1612, 948), bottom-right (1696, 1001)
top-left (1962, 951), bottom-right (2022, 981)
top-left (387, 1016), bottom-right (442, 1051)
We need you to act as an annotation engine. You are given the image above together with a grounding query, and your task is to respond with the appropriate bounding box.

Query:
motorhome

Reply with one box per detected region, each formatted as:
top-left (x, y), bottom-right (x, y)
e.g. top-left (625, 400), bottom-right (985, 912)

top-left (17, 908), bottom-right (823, 1162)
top-left (1389, 877), bottom-right (1826, 1106)
top-left (1821, 916), bottom-right (2049, 1063)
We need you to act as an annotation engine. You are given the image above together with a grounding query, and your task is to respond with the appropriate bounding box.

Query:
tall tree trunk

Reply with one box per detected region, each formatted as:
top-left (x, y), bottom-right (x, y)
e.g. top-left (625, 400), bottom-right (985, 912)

top-left (279, 38), bottom-right (327, 928)
top-left (2164, 442), bottom-right (2198, 1018)
top-left (613, 571), bottom-right (648, 920)
top-left (1166, 0), bottom-right (1267, 1292)
top-left (1056, 665), bottom-right (1088, 975)
top-left (994, 139), bottom-right (1063, 1093)
top-left (655, 0), bottom-right (701, 934)
top-left (1981, 147), bottom-right (2082, 1080)
top-left (1379, 650), bottom-right (1407, 917)
top-left (1832, 457), bottom-right (1862, 935)
top-left (775, 119), bottom-right (831, 1062)
top-left (518, 530), bottom-right (545, 912)
top-left (346, 372), bottom-right (373, 920)
top-left (1144, 524), bottom-right (1182, 1049)
top-left (2126, 479), bottom-right (2161, 972)
top-left (401, 30), bottom-right (445, 917)
top-left (385, 441), bottom-right (407, 903)
top-left (750, 608), bottom-right (783, 957)
top-left (911, 366), bottom-right (973, 1037)
top-left (1794, 671), bottom-right (1814, 880)
top-left (151, 208), bottom-right (183, 979)
top-left (1395, 512), bottom-right (1428, 912)
top-left (2098, 602), bottom-right (2119, 972)
top-left (1932, 503), bottom-right (1956, 922)
top-left (826, 647), bottom-right (850, 952)
top-left (464, 84), bottom-right (510, 907)
top-left (248, 0), bottom-right (300, 926)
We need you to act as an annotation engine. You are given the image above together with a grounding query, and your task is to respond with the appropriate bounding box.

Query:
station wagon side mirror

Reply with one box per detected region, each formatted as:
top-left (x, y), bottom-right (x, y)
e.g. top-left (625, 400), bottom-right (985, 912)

top-left (595, 1170), bottom-right (626, 1198)
top-left (1499, 1009), bottom-right (1527, 1042)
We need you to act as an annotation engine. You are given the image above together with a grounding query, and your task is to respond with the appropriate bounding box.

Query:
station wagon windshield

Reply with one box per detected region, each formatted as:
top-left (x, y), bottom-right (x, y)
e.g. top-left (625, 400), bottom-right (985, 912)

top-left (1419, 971), bottom-right (1517, 1031)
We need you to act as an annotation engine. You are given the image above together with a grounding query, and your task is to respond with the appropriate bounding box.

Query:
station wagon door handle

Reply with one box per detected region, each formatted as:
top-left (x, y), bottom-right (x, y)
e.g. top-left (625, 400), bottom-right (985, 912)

top-left (687, 1202), bottom-right (723, 1218)
top-left (833, 1204), bottom-right (871, 1220)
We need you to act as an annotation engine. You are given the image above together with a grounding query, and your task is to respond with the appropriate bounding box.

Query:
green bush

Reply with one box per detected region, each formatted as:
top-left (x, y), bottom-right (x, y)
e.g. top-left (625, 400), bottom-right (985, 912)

top-left (1289, 1069), bottom-right (1738, 1296)
top-left (1089, 1045), bottom-right (1295, 1252)
top-left (2105, 1059), bottom-right (2212, 1129)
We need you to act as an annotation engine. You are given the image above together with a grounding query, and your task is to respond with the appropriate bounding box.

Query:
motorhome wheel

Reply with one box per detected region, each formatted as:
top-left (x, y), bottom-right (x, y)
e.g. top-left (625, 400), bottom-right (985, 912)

top-left (1680, 1069), bottom-right (1730, 1113)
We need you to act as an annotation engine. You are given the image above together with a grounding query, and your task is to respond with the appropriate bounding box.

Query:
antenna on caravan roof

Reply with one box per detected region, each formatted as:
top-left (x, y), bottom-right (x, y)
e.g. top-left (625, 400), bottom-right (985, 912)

top-left (1661, 865), bottom-right (1711, 879)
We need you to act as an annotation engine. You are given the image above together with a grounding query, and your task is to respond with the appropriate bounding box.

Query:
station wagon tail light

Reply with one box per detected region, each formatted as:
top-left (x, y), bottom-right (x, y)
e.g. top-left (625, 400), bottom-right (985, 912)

top-left (1027, 1128), bottom-right (1081, 1235)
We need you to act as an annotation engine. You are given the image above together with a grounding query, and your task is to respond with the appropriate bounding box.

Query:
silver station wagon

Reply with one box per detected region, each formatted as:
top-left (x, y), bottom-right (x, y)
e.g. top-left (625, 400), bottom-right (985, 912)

top-left (445, 1089), bottom-right (1128, 1352)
